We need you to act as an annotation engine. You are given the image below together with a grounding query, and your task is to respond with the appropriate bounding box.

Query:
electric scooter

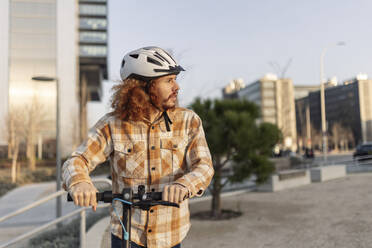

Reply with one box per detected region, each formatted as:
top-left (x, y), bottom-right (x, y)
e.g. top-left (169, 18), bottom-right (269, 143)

top-left (68, 185), bottom-right (179, 248)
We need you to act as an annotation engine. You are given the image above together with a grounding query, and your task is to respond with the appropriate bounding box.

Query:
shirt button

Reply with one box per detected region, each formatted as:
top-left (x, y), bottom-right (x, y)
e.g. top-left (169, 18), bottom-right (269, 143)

top-left (151, 146), bottom-right (155, 150)
top-left (151, 167), bottom-right (155, 171)
top-left (148, 229), bottom-right (152, 233)
top-left (151, 126), bottom-right (155, 129)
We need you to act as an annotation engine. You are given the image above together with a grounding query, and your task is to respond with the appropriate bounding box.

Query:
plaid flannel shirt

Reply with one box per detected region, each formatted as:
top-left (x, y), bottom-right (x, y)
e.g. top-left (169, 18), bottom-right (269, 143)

top-left (62, 107), bottom-right (214, 248)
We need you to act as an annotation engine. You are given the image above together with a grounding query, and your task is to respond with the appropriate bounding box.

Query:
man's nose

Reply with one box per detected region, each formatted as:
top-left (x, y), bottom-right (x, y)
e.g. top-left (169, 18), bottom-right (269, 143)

top-left (173, 81), bottom-right (180, 91)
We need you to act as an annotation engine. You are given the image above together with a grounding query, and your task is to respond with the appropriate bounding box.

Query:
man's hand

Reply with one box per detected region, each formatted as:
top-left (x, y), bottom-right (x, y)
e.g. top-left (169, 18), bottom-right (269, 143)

top-left (69, 182), bottom-right (98, 211)
top-left (163, 184), bottom-right (188, 203)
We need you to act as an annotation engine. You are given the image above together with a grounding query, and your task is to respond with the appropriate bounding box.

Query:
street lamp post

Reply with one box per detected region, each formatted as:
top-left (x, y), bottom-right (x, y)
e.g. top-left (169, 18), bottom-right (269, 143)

top-left (32, 76), bottom-right (61, 218)
top-left (320, 42), bottom-right (345, 164)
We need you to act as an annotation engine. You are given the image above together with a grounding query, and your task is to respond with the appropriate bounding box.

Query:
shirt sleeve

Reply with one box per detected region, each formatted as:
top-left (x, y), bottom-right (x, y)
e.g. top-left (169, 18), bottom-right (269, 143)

top-left (174, 112), bottom-right (214, 197)
top-left (62, 115), bottom-right (113, 190)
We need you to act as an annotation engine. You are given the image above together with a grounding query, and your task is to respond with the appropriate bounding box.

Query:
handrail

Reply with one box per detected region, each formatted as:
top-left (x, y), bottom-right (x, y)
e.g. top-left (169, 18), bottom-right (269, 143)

top-left (293, 154), bottom-right (372, 170)
top-left (0, 178), bottom-right (112, 248)
top-left (0, 190), bottom-right (66, 224)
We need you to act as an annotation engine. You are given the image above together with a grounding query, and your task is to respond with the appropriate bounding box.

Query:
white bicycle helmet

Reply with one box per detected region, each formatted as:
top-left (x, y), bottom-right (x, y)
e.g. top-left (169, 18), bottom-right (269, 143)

top-left (120, 46), bottom-right (185, 82)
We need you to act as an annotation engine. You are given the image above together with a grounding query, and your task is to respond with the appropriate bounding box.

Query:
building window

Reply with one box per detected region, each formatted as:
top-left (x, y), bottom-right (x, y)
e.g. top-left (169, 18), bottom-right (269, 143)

top-left (262, 81), bottom-right (274, 89)
top-left (80, 31), bottom-right (106, 43)
top-left (263, 99), bottom-right (275, 107)
top-left (241, 91), bottom-right (261, 102)
top-left (11, 1), bottom-right (56, 18)
top-left (264, 117), bottom-right (276, 124)
top-left (262, 89), bottom-right (275, 97)
top-left (79, 4), bottom-right (106, 16)
top-left (80, 45), bottom-right (107, 57)
top-left (262, 108), bottom-right (276, 116)
top-left (80, 18), bottom-right (107, 30)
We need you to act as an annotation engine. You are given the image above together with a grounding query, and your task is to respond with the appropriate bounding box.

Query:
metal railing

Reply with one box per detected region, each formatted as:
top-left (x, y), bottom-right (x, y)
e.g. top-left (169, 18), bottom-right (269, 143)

top-left (0, 178), bottom-right (112, 248)
top-left (292, 154), bottom-right (372, 172)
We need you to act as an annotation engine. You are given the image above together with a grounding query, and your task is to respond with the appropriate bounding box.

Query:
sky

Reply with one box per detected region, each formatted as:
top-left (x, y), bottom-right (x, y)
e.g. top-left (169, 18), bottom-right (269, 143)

top-left (90, 0), bottom-right (372, 123)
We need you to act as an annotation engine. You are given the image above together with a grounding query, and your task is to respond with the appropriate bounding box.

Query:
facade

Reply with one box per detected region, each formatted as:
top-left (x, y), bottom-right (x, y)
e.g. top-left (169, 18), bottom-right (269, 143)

top-left (295, 75), bottom-right (372, 151)
top-left (78, 0), bottom-right (108, 140)
top-left (224, 74), bottom-right (297, 151)
top-left (0, 1), bottom-right (10, 149)
top-left (294, 85), bottom-right (320, 100)
top-left (222, 78), bottom-right (245, 99)
top-left (0, 0), bottom-right (106, 157)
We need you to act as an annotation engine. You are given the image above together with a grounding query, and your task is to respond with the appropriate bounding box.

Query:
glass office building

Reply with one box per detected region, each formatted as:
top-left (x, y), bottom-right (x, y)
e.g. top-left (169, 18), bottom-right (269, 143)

top-left (0, 0), bottom-right (82, 157)
top-left (8, 0), bottom-right (57, 138)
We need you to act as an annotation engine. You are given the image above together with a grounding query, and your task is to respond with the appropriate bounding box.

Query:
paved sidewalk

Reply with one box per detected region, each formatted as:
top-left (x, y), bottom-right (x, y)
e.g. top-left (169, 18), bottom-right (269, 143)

top-left (88, 173), bottom-right (372, 248)
top-left (183, 173), bottom-right (372, 248)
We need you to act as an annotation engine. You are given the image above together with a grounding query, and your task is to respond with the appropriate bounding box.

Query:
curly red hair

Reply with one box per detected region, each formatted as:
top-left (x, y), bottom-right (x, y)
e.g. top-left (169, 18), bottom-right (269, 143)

top-left (111, 78), bottom-right (168, 121)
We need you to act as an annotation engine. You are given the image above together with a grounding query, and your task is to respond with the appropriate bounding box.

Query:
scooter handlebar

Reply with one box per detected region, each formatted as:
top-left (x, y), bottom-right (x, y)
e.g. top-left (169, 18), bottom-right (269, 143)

top-left (67, 191), bottom-right (164, 203)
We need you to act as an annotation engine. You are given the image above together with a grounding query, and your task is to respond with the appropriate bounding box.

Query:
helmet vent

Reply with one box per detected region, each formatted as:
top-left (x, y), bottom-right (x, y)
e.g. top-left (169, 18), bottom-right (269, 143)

top-left (147, 57), bottom-right (162, 66)
top-left (129, 54), bottom-right (139, 59)
top-left (121, 59), bottom-right (125, 68)
top-left (163, 50), bottom-right (176, 64)
top-left (154, 51), bottom-right (170, 64)
top-left (154, 54), bottom-right (165, 62)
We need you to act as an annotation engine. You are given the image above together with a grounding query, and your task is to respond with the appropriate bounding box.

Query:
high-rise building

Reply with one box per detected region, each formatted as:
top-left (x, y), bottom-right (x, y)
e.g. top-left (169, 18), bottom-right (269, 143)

top-left (223, 74), bottom-right (297, 151)
top-left (295, 75), bottom-right (372, 150)
top-left (0, 0), bottom-right (106, 157)
top-left (78, 0), bottom-right (108, 141)
top-left (294, 85), bottom-right (320, 100)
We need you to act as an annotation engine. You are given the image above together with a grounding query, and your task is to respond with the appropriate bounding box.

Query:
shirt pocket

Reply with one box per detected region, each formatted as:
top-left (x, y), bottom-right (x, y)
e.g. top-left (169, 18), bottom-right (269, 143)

top-left (113, 141), bottom-right (146, 179)
top-left (160, 136), bottom-right (188, 176)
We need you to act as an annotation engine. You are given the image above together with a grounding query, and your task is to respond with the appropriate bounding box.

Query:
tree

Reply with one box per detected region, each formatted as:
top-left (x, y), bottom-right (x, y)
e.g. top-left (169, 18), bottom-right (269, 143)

top-left (23, 97), bottom-right (48, 171)
top-left (330, 122), bottom-right (355, 151)
top-left (310, 125), bottom-right (322, 150)
top-left (6, 97), bottom-right (48, 173)
top-left (190, 98), bottom-right (282, 217)
top-left (5, 106), bottom-right (26, 183)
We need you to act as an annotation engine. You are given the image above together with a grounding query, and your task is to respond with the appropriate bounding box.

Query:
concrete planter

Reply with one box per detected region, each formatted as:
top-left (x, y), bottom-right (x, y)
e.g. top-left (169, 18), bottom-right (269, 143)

top-left (310, 165), bottom-right (346, 182)
top-left (258, 169), bottom-right (311, 192)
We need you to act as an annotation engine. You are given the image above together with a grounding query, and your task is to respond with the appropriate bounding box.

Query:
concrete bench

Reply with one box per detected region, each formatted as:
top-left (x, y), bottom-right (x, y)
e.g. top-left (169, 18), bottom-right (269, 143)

top-left (310, 165), bottom-right (346, 182)
top-left (258, 169), bottom-right (311, 192)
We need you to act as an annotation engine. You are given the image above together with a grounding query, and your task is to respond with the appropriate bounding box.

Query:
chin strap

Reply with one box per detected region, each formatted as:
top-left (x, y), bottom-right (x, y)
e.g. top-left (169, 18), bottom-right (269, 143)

top-left (162, 111), bottom-right (173, 132)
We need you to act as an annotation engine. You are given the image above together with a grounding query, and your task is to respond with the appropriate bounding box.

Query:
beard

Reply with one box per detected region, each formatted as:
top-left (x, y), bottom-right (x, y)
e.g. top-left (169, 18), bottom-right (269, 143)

top-left (162, 93), bottom-right (178, 109)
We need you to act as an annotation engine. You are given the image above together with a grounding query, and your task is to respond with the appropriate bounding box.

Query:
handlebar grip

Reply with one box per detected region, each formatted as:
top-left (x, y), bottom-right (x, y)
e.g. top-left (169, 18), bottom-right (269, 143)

top-left (67, 194), bottom-right (73, 202)
top-left (67, 192), bottom-right (114, 203)
top-left (147, 192), bottom-right (163, 201)
top-left (158, 201), bottom-right (180, 208)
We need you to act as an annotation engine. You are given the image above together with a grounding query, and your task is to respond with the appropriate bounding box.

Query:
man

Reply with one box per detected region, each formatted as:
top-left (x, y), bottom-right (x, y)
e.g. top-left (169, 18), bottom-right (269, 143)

top-left (62, 46), bottom-right (214, 248)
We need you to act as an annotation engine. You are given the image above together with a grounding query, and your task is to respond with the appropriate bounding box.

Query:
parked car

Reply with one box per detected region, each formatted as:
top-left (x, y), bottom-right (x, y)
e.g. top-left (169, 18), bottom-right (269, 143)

top-left (353, 143), bottom-right (372, 160)
top-left (304, 148), bottom-right (314, 159)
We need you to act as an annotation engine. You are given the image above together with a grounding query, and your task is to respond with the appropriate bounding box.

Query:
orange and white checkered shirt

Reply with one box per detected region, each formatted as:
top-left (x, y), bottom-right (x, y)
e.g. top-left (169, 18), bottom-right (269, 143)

top-left (62, 107), bottom-right (214, 248)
